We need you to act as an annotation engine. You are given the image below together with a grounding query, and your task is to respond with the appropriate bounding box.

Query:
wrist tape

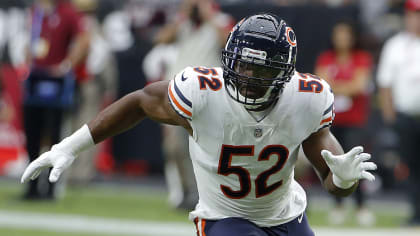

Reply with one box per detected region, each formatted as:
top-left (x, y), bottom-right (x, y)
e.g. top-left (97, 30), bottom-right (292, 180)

top-left (52, 124), bottom-right (95, 156)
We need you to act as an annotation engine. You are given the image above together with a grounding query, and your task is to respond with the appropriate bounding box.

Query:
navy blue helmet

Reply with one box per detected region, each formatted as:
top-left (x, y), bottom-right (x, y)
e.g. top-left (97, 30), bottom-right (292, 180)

top-left (222, 13), bottom-right (297, 110)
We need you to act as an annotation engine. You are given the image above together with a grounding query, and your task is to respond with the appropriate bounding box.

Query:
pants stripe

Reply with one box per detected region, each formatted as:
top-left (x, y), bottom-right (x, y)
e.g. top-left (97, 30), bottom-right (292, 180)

top-left (201, 219), bottom-right (206, 236)
top-left (194, 217), bottom-right (199, 236)
top-left (194, 218), bottom-right (207, 236)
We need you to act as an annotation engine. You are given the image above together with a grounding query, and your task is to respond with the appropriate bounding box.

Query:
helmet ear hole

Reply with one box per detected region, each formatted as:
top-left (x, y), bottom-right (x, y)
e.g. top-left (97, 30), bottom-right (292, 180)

top-left (221, 13), bottom-right (296, 108)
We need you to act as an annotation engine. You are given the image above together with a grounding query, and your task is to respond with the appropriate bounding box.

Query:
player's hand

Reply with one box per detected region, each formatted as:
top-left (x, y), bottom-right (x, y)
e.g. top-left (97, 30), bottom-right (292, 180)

top-left (321, 146), bottom-right (377, 189)
top-left (20, 146), bottom-right (76, 184)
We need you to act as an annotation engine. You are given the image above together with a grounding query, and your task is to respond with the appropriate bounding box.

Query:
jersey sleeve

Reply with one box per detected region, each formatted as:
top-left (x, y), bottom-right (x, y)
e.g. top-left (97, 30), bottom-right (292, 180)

top-left (167, 67), bottom-right (200, 120)
top-left (314, 80), bottom-right (335, 132)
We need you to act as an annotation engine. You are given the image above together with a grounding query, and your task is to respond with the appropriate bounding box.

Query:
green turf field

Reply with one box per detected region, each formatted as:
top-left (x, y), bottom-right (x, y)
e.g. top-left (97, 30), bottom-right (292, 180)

top-left (0, 182), bottom-right (189, 223)
top-left (0, 228), bottom-right (112, 236)
top-left (0, 180), bottom-right (411, 236)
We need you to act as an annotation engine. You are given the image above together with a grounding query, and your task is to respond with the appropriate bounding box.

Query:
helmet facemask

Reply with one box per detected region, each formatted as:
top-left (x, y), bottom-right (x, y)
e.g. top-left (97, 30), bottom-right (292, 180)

top-left (222, 47), bottom-right (295, 110)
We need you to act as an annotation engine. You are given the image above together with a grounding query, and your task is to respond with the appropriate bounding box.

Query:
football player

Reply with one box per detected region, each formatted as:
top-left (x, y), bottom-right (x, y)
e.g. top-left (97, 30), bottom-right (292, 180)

top-left (21, 14), bottom-right (377, 236)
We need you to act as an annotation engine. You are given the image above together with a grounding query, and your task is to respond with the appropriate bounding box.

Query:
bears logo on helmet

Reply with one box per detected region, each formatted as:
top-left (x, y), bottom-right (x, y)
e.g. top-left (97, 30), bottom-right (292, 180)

top-left (286, 27), bottom-right (297, 47)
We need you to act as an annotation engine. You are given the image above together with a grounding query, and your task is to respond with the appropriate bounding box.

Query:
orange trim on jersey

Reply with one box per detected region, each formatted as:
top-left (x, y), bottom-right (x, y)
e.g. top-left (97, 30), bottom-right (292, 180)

top-left (320, 116), bottom-right (332, 125)
top-left (201, 219), bottom-right (207, 236)
top-left (169, 83), bottom-right (192, 117)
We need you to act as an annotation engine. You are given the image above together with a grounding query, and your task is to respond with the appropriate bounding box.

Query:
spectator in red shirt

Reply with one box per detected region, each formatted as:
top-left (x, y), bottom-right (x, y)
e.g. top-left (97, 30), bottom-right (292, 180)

top-left (315, 20), bottom-right (374, 226)
top-left (23, 0), bottom-right (90, 200)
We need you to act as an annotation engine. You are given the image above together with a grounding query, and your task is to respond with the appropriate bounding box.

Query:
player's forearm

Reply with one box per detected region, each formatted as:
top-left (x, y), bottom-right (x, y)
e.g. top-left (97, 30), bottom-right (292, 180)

top-left (323, 171), bottom-right (358, 197)
top-left (303, 129), bottom-right (357, 196)
top-left (88, 92), bottom-right (145, 144)
top-left (314, 134), bottom-right (358, 196)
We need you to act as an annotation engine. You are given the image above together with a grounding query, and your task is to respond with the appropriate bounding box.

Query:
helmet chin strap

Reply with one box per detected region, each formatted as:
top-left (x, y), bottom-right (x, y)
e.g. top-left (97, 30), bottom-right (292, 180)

top-left (226, 77), bottom-right (284, 111)
top-left (244, 89), bottom-right (280, 111)
top-left (244, 100), bottom-right (277, 112)
top-left (245, 82), bottom-right (284, 110)
top-left (243, 86), bottom-right (279, 111)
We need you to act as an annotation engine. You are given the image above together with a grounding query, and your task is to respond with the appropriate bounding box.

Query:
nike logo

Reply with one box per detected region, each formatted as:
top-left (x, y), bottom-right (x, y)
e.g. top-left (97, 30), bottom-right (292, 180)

top-left (298, 213), bottom-right (304, 224)
top-left (181, 72), bottom-right (188, 81)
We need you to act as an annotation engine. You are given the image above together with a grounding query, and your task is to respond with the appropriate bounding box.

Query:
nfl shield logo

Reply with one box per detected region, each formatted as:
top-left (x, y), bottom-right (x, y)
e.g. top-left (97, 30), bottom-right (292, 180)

top-left (254, 128), bottom-right (263, 138)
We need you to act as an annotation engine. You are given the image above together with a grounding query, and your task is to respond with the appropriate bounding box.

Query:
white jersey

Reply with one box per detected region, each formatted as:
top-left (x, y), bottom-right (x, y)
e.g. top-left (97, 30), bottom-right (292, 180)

top-left (168, 66), bottom-right (334, 227)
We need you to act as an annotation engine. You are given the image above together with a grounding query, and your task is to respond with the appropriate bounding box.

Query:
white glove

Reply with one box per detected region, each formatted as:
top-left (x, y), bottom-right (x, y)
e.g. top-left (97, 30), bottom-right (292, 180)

top-left (20, 125), bottom-right (95, 183)
top-left (321, 146), bottom-right (377, 189)
top-left (20, 148), bottom-right (76, 183)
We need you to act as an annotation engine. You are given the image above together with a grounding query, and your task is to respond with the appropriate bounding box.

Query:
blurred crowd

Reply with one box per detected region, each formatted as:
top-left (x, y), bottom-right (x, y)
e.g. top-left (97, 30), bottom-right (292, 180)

top-left (0, 0), bottom-right (419, 227)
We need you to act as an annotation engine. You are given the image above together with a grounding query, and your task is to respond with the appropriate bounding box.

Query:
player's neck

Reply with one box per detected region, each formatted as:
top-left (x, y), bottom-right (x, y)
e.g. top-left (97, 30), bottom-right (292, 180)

top-left (244, 100), bottom-right (277, 122)
top-left (246, 102), bottom-right (276, 122)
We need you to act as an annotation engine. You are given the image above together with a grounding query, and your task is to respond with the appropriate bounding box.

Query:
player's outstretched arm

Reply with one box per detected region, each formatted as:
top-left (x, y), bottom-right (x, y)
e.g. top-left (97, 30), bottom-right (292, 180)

top-left (88, 80), bottom-right (191, 143)
top-left (302, 128), bottom-right (377, 197)
top-left (21, 80), bottom-right (191, 184)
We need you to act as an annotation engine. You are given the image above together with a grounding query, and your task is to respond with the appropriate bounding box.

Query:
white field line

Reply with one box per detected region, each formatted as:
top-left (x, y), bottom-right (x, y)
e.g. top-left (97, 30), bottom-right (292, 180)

top-left (0, 210), bottom-right (419, 236)
top-left (0, 210), bottom-right (195, 236)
